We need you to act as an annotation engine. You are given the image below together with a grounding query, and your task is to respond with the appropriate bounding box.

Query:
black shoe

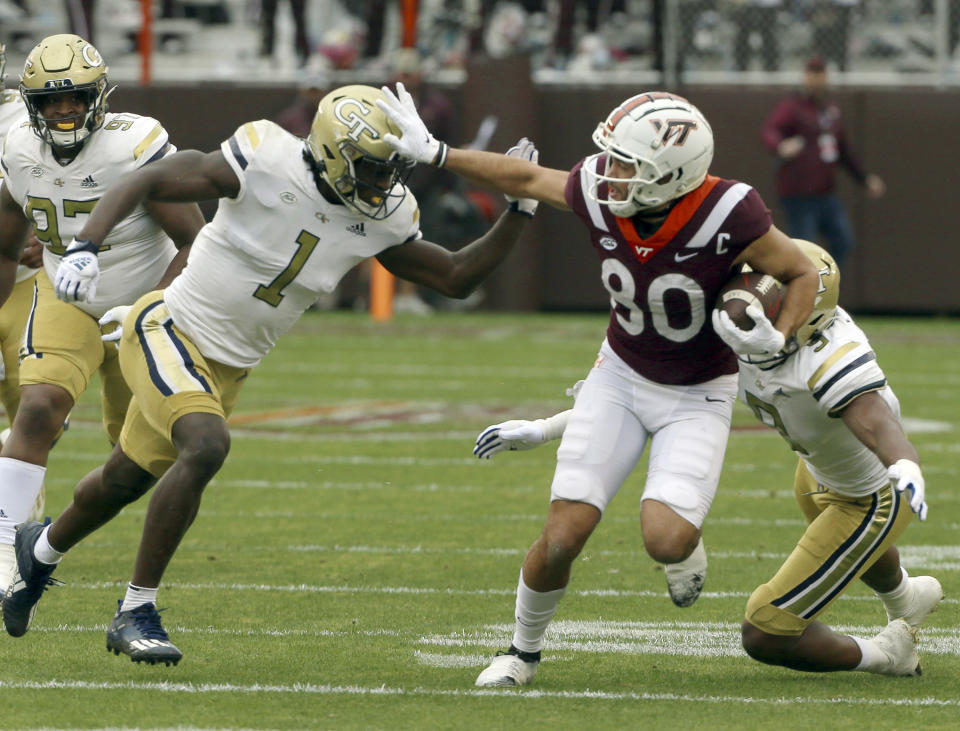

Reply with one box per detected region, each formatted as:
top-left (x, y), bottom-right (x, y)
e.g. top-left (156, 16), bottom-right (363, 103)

top-left (3, 519), bottom-right (62, 638)
top-left (106, 601), bottom-right (183, 666)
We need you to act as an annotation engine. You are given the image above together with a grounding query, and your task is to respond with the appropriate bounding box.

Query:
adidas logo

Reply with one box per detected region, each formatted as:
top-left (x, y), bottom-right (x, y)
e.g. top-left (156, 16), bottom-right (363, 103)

top-left (346, 222), bottom-right (366, 237)
top-left (80, 175), bottom-right (97, 188)
top-left (0, 508), bottom-right (6, 518)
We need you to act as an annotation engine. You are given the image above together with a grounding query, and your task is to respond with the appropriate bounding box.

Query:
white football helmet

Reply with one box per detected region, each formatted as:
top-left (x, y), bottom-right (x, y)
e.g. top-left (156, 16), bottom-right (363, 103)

top-left (306, 84), bottom-right (413, 220)
top-left (19, 34), bottom-right (112, 151)
top-left (586, 91), bottom-right (714, 217)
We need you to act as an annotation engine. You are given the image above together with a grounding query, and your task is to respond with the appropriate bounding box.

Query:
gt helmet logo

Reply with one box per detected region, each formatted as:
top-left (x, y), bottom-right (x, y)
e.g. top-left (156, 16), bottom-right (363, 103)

top-left (333, 98), bottom-right (379, 143)
top-left (80, 44), bottom-right (103, 67)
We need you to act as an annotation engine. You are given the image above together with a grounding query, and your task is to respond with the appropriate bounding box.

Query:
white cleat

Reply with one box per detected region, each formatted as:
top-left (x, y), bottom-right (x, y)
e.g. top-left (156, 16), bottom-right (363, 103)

top-left (475, 650), bottom-right (539, 687)
top-left (886, 576), bottom-right (944, 628)
top-left (665, 537), bottom-right (707, 608)
top-left (872, 619), bottom-right (922, 677)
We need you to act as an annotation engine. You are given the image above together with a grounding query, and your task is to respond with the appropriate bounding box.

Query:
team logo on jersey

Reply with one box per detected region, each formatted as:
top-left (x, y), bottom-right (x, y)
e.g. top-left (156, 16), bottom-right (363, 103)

top-left (30, 166), bottom-right (43, 178)
top-left (346, 222), bottom-right (366, 237)
top-left (80, 175), bottom-right (97, 188)
top-left (315, 212), bottom-right (329, 223)
top-left (279, 191), bottom-right (297, 204)
top-left (53, 178), bottom-right (65, 187)
top-left (599, 236), bottom-right (617, 251)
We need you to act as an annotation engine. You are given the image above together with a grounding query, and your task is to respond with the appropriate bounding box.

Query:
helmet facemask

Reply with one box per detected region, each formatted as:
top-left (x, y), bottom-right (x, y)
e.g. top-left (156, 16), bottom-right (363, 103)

top-left (329, 139), bottom-right (413, 219)
top-left (22, 81), bottom-right (110, 150)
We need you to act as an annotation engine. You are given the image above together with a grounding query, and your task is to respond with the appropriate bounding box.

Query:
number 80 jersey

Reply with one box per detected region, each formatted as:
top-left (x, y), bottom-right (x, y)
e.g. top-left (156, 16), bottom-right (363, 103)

top-left (565, 154), bottom-right (773, 385)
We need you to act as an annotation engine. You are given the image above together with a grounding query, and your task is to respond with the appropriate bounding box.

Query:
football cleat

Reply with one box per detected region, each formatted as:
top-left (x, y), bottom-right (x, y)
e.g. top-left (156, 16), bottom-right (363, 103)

top-left (475, 646), bottom-right (540, 687)
top-left (3, 520), bottom-right (62, 638)
top-left (885, 575), bottom-right (944, 628)
top-left (665, 537), bottom-right (707, 608)
top-left (871, 619), bottom-right (922, 677)
top-left (106, 601), bottom-right (183, 666)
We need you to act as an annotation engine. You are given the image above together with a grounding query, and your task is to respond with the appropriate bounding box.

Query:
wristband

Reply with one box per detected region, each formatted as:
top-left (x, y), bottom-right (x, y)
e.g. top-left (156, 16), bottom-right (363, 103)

top-left (432, 141), bottom-right (449, 168)
top-left (67, 239), bottom-right (100, 255)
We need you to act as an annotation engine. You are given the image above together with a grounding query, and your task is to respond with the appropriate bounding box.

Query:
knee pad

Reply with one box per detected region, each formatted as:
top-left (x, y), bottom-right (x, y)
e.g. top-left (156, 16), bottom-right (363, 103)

top-left (745, 583), bottom-right (807, 637)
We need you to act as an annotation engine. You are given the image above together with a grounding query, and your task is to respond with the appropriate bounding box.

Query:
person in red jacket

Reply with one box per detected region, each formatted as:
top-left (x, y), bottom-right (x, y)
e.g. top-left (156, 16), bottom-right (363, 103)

top-left (761, 56), bottom-right (885, 272)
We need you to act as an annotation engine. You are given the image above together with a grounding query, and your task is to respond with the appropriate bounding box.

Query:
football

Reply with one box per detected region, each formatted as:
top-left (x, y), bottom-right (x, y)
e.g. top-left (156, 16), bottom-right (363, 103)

top-left (716, 271), bottom-right (785, 331)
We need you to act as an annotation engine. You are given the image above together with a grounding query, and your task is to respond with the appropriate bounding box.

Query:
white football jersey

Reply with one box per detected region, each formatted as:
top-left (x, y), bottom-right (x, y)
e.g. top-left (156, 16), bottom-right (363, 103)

top-left (163, 120), bottom-right (421, 368)
top-left (0, 90), bottom-right (37, 284)
top-left (738, 307), bottom-right (897, 497)
top-left (1, 112), bottom-right (179, 317)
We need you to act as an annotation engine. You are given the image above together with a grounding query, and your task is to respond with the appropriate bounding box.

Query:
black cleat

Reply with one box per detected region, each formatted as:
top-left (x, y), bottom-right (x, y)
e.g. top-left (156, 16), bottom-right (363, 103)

top-left (106, 601), bottom-right (183, 666)
top-left (3, 519), bottom-right (62, 638)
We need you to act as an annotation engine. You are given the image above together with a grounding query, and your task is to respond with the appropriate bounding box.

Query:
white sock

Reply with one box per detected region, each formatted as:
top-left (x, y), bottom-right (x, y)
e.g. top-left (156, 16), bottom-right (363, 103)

top-left (0, 458), bottom-right (46, 545)
top-left (853, 636), bottom-right (885, 672)
top-left (120, 583), bottom-right (158, 612)
top-left (32, 525), bottom-right (63, 565)
top-left (511, 569), bottom-right (566, 654)
top-left (876, 568), bottom-right (912, 618)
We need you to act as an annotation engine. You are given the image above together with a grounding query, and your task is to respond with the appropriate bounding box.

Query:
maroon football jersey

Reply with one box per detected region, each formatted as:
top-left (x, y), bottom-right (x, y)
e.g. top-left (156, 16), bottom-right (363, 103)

top-left (565, 154), bottom-right (772, 385)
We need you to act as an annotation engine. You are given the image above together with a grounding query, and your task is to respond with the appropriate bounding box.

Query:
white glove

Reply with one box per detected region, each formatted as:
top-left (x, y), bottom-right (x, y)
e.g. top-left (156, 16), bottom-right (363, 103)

top-left (711, 301), bottom-right (786, 356)
top-left (887, 459), bottom-right (928, 521)
top-left (54, 238), bottom-right (100, 302)
top-left (377, 82), bottom-right (448, 166)
top-left (98, 305), bottom-right (131, 343)
top-left (504, 137), bottom-right (539, 217)
top-left (474, 420), bottom-right (546, 459)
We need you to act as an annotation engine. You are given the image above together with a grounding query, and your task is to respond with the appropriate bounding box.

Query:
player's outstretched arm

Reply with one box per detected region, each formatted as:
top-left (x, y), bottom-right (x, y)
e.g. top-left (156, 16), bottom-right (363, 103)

top-left (377, 138), bottom-right (539, 298)
top-left (376, 208), bottom-right (528, 299)
top-left (76, 150), bottom-right (240, 249)
top-left (474, 411), bottom-right (572, 459)
top-left (841, 391), bottom-right (927, 520)
top-left (377, 82), bottom-right (570, 210)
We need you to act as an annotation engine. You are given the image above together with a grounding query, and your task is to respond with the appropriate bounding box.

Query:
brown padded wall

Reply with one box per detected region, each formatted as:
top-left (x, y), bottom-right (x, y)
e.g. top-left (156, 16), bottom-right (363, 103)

top-left (111, 78), bottom-right (960, 313)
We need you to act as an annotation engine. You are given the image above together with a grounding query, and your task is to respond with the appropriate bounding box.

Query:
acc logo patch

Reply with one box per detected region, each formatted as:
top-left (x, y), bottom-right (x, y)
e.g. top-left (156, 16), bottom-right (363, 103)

top-left (279, 191), bottom-right (297, 204)
top-left (599, 236), bottom-right (617, 251)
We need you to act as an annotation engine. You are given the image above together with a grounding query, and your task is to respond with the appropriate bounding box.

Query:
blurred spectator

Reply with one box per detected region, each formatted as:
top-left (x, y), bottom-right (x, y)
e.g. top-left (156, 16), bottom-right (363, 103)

top-left (260, 0), bottom-right (310, 68)
top-left (761, 56), bottom-right (885, 272)
top-left (810, 0), bottom-right (857, 72)
top-left (273, 74), bottom-right (327, 137)
top-left (652, 0), bottom-right (715, 79)
top-left (65, 0), bottom-right (96, 43)
top-left (551, 0), bottom-right (625, 66)
top-left (730, 0), bottom-right (781, 71)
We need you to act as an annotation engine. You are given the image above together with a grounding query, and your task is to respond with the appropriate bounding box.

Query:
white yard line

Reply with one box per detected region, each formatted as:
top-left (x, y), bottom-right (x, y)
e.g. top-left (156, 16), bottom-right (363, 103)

top-left (0, 679), bottom-right (955, 707)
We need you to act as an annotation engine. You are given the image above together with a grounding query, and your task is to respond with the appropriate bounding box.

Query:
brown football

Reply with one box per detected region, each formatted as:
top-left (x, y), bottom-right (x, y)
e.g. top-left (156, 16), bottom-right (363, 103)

top-left (716, 271), bottom-right (785, 331)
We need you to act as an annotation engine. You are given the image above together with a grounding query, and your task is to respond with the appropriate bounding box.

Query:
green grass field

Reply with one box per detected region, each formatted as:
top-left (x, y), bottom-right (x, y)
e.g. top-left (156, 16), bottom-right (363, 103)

top-left (0, 311), bottom-right (956, 730)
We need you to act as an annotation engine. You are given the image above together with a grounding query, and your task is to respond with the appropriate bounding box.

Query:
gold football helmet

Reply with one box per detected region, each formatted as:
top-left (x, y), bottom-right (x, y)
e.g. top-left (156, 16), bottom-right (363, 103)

top-left (19, 34), bottom-right (112, 150)
top-left (305, 85), bottom-right (413, 220)
top-left (794, 239), bottom-right (840, 344)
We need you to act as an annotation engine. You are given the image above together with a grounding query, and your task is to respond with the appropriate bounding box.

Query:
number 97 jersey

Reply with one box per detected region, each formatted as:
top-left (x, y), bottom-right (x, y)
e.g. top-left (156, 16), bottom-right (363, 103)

top-left (565, 154), bottom-right (773, 386)
top-left (1, 112), bottom-right (179, 318)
